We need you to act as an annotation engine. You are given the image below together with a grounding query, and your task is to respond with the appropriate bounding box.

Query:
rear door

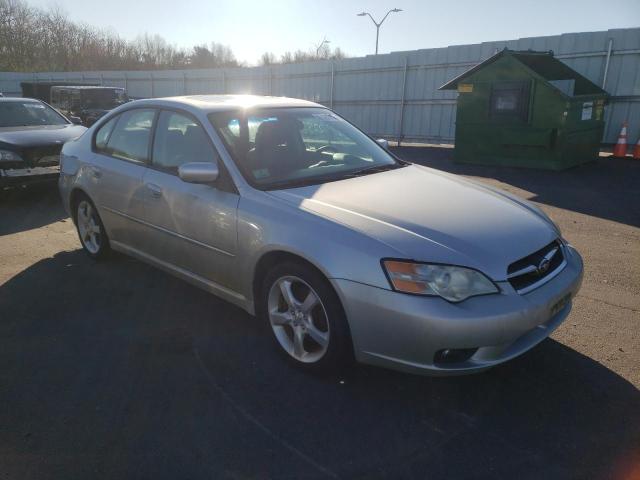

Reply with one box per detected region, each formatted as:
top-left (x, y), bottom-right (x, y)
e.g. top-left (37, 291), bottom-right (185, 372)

top-left (90, 108), bottom-right (156, 251)
top-left (140, 109), bottom-right (240, 293)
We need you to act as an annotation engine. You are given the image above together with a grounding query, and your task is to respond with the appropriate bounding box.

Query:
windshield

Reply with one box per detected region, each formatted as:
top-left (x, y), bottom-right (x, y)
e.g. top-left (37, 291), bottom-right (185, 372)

top-left (209, 107), bottom-right (403, 190)
top-left (0, 100), bottom-right (68, 127)
top-left (82, 89), bottom-right (127, 109)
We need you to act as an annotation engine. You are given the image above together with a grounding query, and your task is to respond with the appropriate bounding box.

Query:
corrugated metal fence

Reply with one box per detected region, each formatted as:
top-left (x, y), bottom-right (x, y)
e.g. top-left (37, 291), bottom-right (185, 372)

top-left (1, 28), bottom-right (639, 144)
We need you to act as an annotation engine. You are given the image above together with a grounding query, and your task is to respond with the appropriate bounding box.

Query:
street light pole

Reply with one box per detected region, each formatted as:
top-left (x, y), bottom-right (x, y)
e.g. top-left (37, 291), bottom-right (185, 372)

top-left (316, 37), bottom-right (331, 58)
top-left (357, 8), bottom-right (402, 55)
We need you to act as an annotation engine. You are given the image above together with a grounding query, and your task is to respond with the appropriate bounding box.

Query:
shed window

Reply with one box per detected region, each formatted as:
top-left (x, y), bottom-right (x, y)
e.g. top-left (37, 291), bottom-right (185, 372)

top-left (489, 81), bottom-right (530, 121)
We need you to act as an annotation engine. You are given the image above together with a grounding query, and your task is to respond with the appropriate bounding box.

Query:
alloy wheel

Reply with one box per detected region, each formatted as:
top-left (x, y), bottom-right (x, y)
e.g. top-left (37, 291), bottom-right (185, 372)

top-left (267, 275), bottom-right (330, 363)
top-left (77, 200), bottom-right (102, 254)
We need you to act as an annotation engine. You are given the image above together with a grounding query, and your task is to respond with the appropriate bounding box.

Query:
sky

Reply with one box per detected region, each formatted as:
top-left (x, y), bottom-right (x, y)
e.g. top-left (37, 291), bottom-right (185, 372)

top-left (28, 0), bottom-right (640, 64)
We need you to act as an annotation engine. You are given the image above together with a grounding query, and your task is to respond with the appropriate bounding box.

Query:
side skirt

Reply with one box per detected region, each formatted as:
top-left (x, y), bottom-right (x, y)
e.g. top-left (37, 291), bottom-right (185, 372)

top-left (110, 240), bottom-right (255, 315)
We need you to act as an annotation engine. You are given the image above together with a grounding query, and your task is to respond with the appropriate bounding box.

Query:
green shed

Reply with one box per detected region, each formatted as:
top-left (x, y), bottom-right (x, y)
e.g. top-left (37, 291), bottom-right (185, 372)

top-left (439, 49), bottom-right (609, 170)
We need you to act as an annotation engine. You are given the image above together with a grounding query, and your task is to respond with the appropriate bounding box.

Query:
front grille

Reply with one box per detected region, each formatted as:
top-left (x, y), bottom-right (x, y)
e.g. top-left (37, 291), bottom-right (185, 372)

top-left (507, 240), bottom-right (565, 293)
top-left (23, 145), bottom-right (62, 167)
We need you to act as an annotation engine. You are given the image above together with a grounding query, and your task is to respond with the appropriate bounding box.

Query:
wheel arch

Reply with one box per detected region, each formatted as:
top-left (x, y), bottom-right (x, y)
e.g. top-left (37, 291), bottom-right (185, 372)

top-left (252, 250), bottom-right (338, 313)
top-left (69, 187), bottom-right (93, 225)
top-left (252, 249), bottom-right (355, 363)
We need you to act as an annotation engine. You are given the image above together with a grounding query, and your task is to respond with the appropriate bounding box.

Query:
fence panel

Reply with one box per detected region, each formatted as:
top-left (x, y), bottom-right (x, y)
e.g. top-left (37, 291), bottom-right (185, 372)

top-left (2, 28), bottom-right (638, 144)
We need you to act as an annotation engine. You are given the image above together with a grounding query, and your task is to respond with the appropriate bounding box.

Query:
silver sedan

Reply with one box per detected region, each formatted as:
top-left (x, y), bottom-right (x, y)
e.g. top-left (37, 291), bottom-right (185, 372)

top-left (59, 95), bottom-right (583, 375)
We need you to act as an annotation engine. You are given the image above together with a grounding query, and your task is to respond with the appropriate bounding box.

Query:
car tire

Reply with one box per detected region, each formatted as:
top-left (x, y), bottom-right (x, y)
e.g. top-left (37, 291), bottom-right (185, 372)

top-left (260, 261), bottom-right (354, 374)
top-left (74, 194), bottom-right (110, 260)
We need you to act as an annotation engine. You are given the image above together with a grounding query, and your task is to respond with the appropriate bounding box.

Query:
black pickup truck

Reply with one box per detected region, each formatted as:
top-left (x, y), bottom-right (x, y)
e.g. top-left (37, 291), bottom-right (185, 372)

top-left (0, 97), bottom-right (86, 190)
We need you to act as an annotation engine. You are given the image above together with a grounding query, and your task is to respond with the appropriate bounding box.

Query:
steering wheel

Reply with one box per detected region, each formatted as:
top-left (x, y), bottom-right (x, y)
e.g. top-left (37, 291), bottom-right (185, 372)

top-left (314, 145), bottom-right (339, 154)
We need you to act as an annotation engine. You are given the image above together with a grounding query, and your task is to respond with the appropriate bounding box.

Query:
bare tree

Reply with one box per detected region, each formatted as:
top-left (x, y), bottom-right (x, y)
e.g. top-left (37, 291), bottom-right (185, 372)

top-left (259, 52), bottom-right (277, 66)
top-left (277, 46), bottom-right (348, 65)
top-left (0, 0), bottom-right (346, 72)
top-left (189, 43), bottom-right (239, 69)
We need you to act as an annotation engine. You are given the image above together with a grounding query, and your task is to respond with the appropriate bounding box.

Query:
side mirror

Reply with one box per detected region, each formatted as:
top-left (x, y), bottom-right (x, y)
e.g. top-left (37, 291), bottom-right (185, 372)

top-left (376, 138), bottom-right (390, 150)
top-left (178, 161), bottom-right (219, 184)
top-left (69, 116), bottom-right (83, 125)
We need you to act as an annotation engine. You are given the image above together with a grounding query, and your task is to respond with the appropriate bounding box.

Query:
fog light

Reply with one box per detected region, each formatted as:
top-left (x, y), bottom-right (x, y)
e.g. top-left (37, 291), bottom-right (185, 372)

top-left (434, 348), bottom-right (478, 364)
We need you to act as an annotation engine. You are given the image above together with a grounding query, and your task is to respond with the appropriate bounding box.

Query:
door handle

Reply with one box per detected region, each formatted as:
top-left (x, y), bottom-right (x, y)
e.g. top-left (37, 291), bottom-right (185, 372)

top-left (146, 183), bottom-right (163, 199)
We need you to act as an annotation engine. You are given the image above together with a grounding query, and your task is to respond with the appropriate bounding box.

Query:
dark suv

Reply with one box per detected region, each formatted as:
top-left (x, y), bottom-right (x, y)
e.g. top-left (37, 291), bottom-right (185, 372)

top-left (50, 86), bottom-right (129, 126)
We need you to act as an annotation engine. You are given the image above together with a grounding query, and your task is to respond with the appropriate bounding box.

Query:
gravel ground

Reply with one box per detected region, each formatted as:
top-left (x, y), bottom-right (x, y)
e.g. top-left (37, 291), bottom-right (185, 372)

top-left (0, 148), bottom-right (638, 480)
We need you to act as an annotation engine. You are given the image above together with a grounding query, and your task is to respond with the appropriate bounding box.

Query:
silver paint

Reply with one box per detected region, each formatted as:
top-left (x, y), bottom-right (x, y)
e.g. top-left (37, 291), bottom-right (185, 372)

top-left (59, 95), bottom-right (584, 375)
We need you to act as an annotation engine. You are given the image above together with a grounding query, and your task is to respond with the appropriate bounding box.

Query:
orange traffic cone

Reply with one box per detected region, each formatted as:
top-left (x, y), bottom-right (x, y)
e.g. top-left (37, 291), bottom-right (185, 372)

top-left (612, 122), bottom-right (628, 158)
top-left (633, 137), bottom-right (640, 160)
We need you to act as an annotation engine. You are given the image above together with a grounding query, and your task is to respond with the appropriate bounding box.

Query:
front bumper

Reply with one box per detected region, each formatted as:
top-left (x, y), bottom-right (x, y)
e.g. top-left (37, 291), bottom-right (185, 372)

top-left (332, 245), bottom-right (583, 375)
top-left (1, 165), bottom-right (60, 188)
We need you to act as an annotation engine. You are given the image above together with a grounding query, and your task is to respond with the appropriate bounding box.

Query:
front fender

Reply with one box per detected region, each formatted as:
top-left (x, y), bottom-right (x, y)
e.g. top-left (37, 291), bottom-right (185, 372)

top-left (235, 192), bottom-right (403, 303)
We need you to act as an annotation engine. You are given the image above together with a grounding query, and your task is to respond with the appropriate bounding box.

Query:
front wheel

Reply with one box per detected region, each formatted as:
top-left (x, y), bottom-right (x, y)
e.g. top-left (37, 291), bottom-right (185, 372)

top-left (261, 262), bottom-right (353, 374)
top-left (75, 196), bottom-right (110, 260)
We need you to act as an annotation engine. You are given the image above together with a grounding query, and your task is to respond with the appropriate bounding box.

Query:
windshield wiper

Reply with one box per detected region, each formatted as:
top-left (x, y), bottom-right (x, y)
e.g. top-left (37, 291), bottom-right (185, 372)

top-left (342, 162), bottom-right (406, 178)
top-left (263, 173), bottom-right (342, 190)
top-left (262, 163), bottom-right (407, 191)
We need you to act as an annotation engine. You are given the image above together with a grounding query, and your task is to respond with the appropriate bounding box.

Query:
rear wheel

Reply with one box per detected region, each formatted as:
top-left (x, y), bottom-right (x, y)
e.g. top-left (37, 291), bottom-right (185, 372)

top-left (75, 196), bottom-right (110, 260)
top-left (261, 261), bottom-right (353, 374)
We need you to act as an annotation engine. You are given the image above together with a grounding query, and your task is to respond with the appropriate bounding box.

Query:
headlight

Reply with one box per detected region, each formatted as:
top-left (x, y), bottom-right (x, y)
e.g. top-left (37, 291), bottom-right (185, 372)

top-left (382, 260), bottom-right (498, 302)
top-left (0, 149), bottom-right (23, 162)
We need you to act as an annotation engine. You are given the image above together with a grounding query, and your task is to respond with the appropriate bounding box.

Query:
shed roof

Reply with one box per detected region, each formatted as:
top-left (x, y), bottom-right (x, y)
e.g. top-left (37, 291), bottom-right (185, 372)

top-left (439, 49), bottom-right (607, 97)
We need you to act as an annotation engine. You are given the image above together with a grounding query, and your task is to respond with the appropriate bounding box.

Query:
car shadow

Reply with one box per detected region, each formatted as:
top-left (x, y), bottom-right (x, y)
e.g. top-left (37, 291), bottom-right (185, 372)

top-left (1, 250), bottom-right (638, 479)
top-left (0, 181), bottom-right (67, 236)
top-left (393, 146), bottom-right (640, 228)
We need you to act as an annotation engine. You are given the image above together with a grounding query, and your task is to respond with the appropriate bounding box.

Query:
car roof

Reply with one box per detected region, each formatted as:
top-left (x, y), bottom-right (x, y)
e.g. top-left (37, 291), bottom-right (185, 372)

top-left (0, 97), bottom-right (42, 103)
top-left (130, 94), bottom-right (323, 112)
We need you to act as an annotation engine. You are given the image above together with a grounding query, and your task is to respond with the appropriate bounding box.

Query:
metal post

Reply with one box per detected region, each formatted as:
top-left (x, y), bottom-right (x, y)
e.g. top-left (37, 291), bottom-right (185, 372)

top-left (602, 38), bottom-right (613, 89)
top-left (397, 57), bottom-right (408, 146)
top-left (269, 68), bottom-right (273, 95)
top-left (330, 62), bottom-right (335, 110)
top-left (358, 9), bottom-right (401, 55)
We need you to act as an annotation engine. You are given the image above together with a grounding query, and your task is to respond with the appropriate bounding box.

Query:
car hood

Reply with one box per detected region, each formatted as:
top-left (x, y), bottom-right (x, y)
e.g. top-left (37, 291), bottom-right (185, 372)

top-left (268, 164), bottom-right (558, 281)
top-left (0, 124), bottom-right (87, 150)
top-left (80, 109), bottom-right (109, 116)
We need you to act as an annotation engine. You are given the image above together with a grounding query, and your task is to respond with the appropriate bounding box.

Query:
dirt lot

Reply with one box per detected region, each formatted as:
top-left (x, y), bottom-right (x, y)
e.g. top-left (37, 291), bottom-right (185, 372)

top-left (1, 148), bottom-right (639, 480)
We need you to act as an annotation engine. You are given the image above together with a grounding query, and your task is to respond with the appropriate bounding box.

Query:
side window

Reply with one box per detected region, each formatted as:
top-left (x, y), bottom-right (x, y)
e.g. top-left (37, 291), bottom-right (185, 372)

top-left (152, 111), bottom-right (216, 170)
top-left (58, 91), bottom-right (68, 109)
top-left (106, 109), bottom-right (155, 163)
top-left (70, 91), bottom-right (81, 110)
top-left (95, 115), bottom-right (119, 151)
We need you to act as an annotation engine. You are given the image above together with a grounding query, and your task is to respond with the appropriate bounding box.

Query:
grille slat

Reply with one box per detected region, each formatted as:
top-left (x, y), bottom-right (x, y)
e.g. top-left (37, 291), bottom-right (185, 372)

top-left (507, 240), bottom-right (565, 293)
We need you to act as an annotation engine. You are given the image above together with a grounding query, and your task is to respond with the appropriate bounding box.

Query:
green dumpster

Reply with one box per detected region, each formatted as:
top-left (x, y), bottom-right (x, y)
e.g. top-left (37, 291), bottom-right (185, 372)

top-left (439, 49), bottom-right (609, 170)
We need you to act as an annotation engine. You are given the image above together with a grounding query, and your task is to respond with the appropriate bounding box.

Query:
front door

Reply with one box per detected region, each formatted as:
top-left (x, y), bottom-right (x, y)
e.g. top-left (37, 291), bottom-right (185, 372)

top-left (140, 109), bottom-right (240, 294)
